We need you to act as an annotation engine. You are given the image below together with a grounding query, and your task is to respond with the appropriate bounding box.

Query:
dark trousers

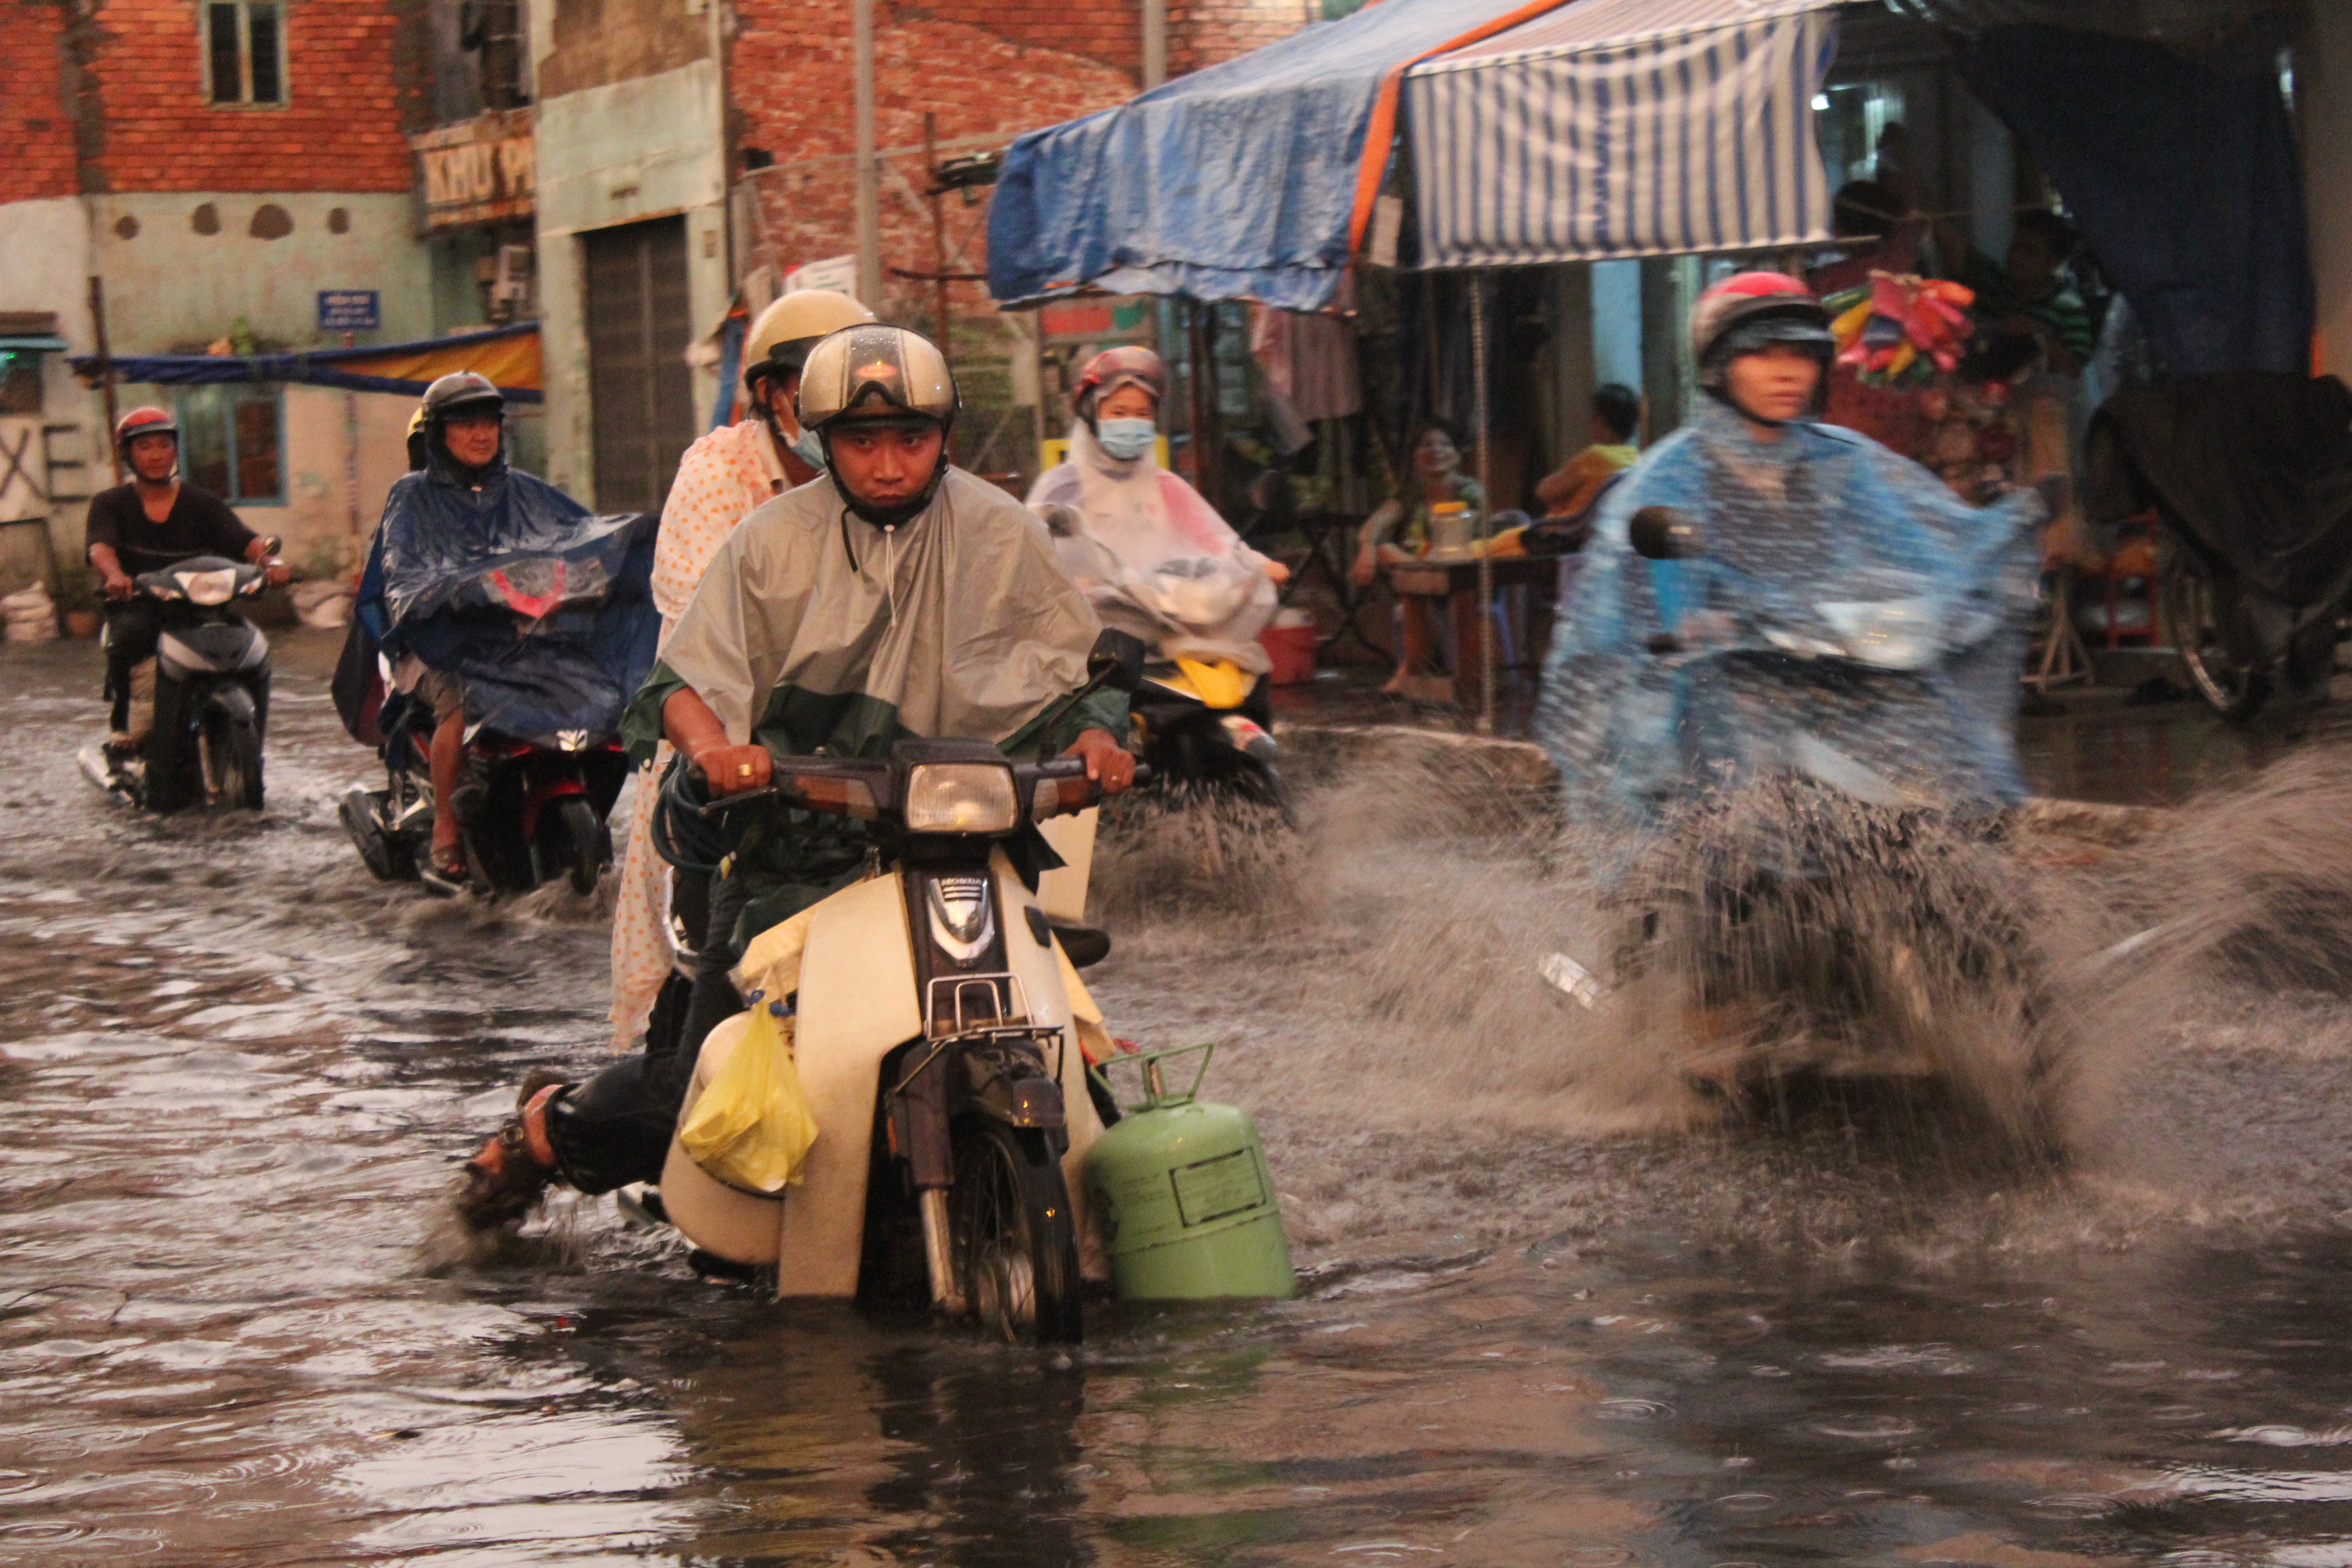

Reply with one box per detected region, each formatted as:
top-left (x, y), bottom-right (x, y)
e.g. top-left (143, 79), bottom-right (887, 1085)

top-left (549, 868), bottom-right (749, 1194)
top-left (102, 600), bottom-right (165, 732)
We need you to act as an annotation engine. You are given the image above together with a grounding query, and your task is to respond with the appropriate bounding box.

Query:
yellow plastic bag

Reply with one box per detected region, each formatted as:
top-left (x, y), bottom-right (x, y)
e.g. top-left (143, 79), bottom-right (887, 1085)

top-left (679, 1003), bottom-right (819, 1194)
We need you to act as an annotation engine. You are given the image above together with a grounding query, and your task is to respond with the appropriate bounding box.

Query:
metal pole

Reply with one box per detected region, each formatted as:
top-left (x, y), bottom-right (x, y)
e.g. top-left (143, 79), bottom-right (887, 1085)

top-left (853, 0), bottom-right (883, 311)
top-left (343, 329), bottom-right (359, 544)
top-left (1471, 271), bottom-right (1495, 735)
top-left (925, 112), bottom-right (949, 354)
top-left (1141, 0), bottom-right (1166, 90)
top-left (88, 276), bottom-right (120, 484)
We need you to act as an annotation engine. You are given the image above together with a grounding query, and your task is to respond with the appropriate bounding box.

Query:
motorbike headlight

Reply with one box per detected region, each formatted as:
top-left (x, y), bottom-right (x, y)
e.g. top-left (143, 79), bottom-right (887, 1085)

top-left (177, 568), bottom-right (238, 606)
top-left (904, 763), bottom-right (1018, 834)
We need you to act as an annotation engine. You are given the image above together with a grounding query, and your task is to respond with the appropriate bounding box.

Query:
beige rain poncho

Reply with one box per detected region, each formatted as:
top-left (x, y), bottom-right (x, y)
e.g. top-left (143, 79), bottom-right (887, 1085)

top-left (624, 466), bottom-right (1126, 943)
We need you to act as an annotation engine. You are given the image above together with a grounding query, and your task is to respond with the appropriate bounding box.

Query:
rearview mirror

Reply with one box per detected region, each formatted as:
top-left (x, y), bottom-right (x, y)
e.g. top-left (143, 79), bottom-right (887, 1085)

top-left (1087, 629), bottom-right (1147, 695)
top-left (1628, 506), bottom-right (1703, 561)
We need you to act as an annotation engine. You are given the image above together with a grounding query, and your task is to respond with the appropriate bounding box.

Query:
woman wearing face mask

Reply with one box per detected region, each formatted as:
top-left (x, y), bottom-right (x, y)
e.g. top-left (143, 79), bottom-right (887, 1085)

top-left (1537, 272), bottom-right (2044, 848)
top-left (606, 289), bottom-right (872, 1054)
top-left (1351, 421), bottom-right (1485, 700)
top-left (1026, 347), bottom-right (1289, 680)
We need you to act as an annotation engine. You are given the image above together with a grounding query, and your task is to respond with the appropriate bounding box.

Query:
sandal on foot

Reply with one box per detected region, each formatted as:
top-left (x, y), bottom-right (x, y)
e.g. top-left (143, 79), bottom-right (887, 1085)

top-left (419, 845), bottom-right (469, 898)
top-left (455, 1081), bottom-right (566, 1230)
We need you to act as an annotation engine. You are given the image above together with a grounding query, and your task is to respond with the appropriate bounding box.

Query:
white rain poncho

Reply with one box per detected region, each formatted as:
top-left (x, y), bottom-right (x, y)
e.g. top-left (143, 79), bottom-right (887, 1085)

top-left (1027, 421), bottom-right (1278, 672)
top-left (626, 466), bottom-right (1127, 944)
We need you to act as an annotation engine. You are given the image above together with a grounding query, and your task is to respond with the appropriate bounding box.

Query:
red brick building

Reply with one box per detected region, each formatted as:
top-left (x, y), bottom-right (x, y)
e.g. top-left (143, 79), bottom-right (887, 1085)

top-left (730, 0), bottom-right (1318, 330)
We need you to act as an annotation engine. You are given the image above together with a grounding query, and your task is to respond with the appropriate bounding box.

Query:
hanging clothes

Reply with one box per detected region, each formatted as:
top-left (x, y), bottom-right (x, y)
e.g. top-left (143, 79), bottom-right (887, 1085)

top-left (609, 417), bottom-right (794, 1051)
top-left (1028, 419), bottom-right (1281, 672)
top-left (1249, 306), bottom-right (1364, 424)
top-left (1537, 398), bottom-right (2043, 855)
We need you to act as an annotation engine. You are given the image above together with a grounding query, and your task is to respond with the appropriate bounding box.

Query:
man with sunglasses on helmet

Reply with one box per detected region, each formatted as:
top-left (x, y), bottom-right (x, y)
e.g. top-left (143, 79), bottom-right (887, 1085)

top-left (84, 408), bottom-right (288, 757)
top-left (609, 290), bottom-right (874, 1054)
top-left (459, 324), bottom-right (1139, 1229)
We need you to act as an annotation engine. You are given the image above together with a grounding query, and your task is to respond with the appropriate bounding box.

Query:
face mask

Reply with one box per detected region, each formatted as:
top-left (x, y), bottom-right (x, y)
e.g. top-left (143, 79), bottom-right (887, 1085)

top-left (791, 426), bottom-right (826, 470)
top-left (1096, 418), bottom-right (1156, 462)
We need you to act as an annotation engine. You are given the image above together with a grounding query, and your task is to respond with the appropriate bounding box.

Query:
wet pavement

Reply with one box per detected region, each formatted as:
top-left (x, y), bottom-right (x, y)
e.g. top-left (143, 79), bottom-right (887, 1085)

top-left (8, 629), bottom-right (2352, 1567)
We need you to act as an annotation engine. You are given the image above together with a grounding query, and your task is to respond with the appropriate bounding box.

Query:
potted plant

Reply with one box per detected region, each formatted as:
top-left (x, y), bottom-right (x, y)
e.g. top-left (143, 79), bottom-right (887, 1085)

top-left (54, 564), bottom-right (101, 638)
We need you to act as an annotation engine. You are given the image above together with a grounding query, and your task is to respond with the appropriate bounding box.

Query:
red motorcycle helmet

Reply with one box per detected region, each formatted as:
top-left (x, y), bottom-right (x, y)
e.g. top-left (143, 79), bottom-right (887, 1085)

top-left (114, 406), bottom-right (180, 466)
top-left (1688, 272), bottom-right (1834, 390)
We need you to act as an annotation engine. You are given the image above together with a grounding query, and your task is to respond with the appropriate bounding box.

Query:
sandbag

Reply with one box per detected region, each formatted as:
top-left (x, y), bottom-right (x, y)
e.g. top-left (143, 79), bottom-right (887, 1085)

top-left (677, 1000), bottom-right (818, 1195)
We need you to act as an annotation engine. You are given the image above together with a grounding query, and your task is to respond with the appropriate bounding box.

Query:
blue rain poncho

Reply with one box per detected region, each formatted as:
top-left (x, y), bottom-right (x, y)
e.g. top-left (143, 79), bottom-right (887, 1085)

top-left (1536, 399), bottom-right (2043, 849)
top-left (352, 446), bottom-right (660, 746)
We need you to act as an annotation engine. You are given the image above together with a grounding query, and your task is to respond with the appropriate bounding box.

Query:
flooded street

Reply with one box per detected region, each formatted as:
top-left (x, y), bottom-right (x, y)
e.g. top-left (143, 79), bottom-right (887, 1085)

top-left (10, 630), bottom-right (2352, 1567)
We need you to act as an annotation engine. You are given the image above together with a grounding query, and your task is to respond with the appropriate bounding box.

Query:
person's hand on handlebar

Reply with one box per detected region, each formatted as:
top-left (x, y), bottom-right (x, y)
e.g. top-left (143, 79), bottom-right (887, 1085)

top-left (663, 685), bottom-right (770, 796)
top-left (1062, 728), bottom-right (1137, 796)
top-left (103, 569), bottom-right (136, 600)
top-left (691, 742), bottom-right (772, 796)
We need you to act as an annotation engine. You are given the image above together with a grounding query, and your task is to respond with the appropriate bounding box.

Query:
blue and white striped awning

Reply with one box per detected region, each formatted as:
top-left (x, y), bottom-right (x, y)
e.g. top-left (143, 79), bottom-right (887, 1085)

top-left (1404, 0), bottom-right (1841, 269)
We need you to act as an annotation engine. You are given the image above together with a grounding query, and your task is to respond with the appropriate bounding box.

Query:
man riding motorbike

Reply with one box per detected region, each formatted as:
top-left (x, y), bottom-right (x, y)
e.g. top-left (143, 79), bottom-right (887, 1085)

top-left (459, 325), bottom-right (1139, 1228)
top-left (84, 408), bottom-right (288, 757)
top-left (1537, 272), bottom-right (2042, 843)
top-left (352, 372), bottom-right (582, 892)
top-left (610, 289), bottom-right (875, 1052)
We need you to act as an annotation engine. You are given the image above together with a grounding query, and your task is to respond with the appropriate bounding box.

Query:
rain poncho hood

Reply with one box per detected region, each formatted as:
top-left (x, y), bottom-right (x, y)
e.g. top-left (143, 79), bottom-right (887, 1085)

top-left (350, 445), bottom-right (660, 745)
top-left (626, 466), bottom-right (1128, 937)
top-left (1027, 421), bottom-right (1277, 672)
top-left (1536, 400), bottom-right (2042, 849)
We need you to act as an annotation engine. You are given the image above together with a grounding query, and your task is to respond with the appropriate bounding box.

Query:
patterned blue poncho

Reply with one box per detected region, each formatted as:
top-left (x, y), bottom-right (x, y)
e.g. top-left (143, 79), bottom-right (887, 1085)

top-left (1535, 399), bottom-right (2044, 851)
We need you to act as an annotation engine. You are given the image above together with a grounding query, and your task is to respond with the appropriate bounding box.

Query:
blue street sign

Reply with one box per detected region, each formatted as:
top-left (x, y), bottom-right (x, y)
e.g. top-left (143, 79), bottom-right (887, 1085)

top-left (318, 291), bottom-right (380, 331)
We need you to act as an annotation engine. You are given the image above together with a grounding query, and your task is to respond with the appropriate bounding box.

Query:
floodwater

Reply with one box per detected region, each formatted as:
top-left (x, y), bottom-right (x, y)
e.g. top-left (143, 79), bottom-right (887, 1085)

top-left (10, 630), bottom-right (2352, 1567)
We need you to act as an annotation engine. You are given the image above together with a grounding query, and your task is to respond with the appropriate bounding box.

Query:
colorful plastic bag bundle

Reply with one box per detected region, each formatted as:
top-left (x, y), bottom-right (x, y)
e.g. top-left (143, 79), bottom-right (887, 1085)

top-left (1826, 273), bottom-right (1976, 387)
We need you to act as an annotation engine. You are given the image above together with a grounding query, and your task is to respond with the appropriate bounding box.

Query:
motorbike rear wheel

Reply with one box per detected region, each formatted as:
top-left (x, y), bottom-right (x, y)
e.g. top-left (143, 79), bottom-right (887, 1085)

top-left (201, 709), bottom-right (265, 810)
top-left (949, 1118), bottom-right (1082, 1345)
top-left (2161, 544), bottom-right (2269, 720)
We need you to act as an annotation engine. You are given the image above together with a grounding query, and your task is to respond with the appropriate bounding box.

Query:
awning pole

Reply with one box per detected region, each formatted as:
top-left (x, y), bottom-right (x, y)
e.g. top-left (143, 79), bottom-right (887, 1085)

top-left (853, 0), bottom-right (882, 310)
top-left (1472, 270), bottom-right (1495, 735)
top-left (1141, 0), bottom-right (1166, 90)
top-left (89, 276), bottom-right (121, 485)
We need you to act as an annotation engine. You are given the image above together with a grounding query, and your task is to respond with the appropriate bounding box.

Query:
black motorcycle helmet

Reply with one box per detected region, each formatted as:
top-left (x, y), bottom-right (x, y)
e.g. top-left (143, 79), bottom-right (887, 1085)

top-left (419, 372), bottom-right (506, 476)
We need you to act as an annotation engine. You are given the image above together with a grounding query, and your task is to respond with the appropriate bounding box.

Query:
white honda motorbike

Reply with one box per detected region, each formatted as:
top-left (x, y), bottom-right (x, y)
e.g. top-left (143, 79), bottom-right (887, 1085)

top-left (656, 632), bottom-right (1150, 1343)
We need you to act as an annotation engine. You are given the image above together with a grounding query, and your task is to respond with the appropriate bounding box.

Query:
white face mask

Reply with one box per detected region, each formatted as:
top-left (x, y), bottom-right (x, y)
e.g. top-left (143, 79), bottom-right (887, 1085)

top-left (791, 426), bottom-right (826, 470)
top-left (1096, 418), bottom-right (1156, 462)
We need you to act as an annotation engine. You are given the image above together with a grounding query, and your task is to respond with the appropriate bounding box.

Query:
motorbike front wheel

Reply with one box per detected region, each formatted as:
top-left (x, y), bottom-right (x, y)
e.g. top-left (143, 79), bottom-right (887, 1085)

top-left (201, 708), bottom-right (265, 810)
top-left (553, 796), bottom-right (606, 896)
top-left (949, 1118), bottom-right (1082, 1345)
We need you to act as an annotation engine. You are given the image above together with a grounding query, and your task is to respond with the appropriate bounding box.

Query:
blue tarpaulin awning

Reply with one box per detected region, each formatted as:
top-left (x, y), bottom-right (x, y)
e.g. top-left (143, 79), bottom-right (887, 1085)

top-left (987, 0), bottom-right (1567, 312)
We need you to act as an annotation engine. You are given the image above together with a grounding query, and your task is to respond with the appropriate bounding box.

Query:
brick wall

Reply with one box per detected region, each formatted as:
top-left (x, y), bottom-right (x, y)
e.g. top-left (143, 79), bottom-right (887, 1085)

top-left (732, 0), bottom-right (1316, 322)
top-left (75, 0), bottom-right (415, 193)
top-left (2, 1), bottom-right (83, 201)
top-left (911, 0), bottom-right (1313, 78)
top-left (733, 4), bottom-right (1137, 323)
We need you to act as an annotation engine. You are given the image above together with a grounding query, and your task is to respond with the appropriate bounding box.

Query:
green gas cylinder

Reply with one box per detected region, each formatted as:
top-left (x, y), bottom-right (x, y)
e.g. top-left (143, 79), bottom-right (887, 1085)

top-left (1083, 1044), bottom-right (1295, 1301)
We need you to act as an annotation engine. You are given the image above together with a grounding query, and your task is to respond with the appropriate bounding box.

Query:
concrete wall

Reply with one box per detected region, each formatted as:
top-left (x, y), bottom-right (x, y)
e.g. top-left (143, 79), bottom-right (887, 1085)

top-left (0, 196), bottom-right (103, 573)
top-left (534, 58), bottom-right (728, 503)
top-left (87, 191), bottom-right (433, 354)
top-left (2302, 4), bottom-right (2352, 378)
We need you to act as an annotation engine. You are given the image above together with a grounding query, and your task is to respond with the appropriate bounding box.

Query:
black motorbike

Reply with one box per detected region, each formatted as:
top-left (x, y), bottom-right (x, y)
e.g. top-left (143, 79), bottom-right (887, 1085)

top-left (78, 555), bottom-right (270, 813)
top-left (339, 553), bottom-right (632, 896)
top-left (340, 715), bottom-right (628, 896)
top-left (1128, 661), bottom-right (1283, 811)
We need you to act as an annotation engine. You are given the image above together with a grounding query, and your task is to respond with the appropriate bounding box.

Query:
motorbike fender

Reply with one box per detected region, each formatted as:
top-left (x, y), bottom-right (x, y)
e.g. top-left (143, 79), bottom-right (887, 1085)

top-left (662, 871), bottom-right (918, 1279)
top-left (204, 682), bottom-right (258, 728)
top-left (1032, 806), bottom-right (1098, 925)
